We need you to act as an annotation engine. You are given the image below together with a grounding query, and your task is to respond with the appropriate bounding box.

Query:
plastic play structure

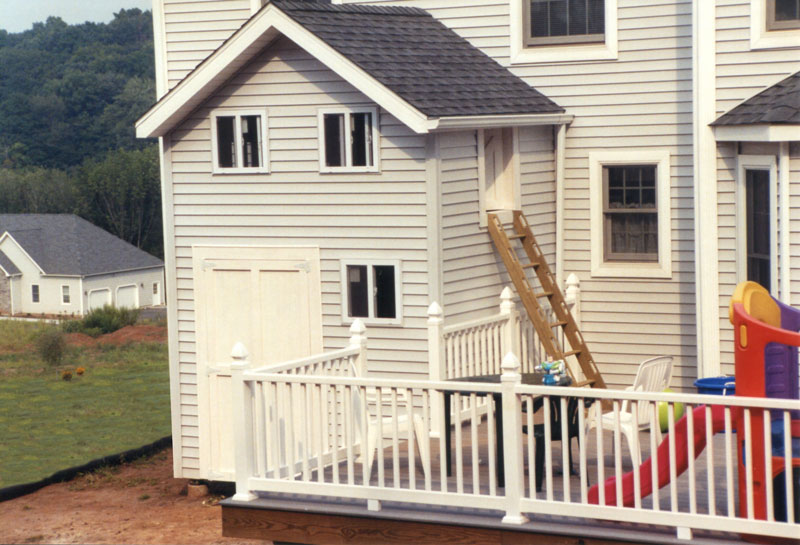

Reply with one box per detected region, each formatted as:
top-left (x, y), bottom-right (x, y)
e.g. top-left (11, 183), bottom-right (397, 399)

top-left (589, 281), bottom-right (800, 526)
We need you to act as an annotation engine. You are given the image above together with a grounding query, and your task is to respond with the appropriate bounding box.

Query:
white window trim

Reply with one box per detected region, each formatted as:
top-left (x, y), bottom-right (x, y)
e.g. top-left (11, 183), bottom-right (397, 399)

top-left (736, 155), bottom-right (779, 290)
top-left (751, 0), bottom-right (800, 49)
top-left (340, 259), bottom-right (402, 326)
top-left (210, 109), bottom-right (270, 174)
top-left (31, 284), bottom-right (40, 304)
top-left (61, 284), bottom-right (71, 305)
top-left (476, 128), bottom-right (522, 228)
top-left (318, 107), bottom-right (380, 174)
top-left (510, 0), bottom-right (618, 64)
top-left (589, 150), bottom-right (672, 278)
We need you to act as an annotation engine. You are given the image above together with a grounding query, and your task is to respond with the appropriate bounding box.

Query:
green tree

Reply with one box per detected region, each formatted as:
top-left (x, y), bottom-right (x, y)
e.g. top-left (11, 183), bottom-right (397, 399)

top-left (76, 146), bottom-right (162, 258)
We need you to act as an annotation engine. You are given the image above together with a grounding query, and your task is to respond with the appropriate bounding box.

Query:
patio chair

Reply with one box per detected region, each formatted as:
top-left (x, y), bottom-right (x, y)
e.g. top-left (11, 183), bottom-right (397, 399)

top-left (583, 355), bottom-right (674, 468)
top-left (529, 395), bottom-right (584, 492)
top-left (349, 362), bottom-right (430, 481)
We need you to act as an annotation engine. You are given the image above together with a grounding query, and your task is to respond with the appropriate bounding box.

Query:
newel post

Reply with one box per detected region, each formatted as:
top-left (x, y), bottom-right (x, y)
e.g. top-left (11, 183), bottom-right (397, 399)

top-left (500, 287), bottom-right (520, 359)
top-left (349, 319), bottom-right (368, 377)
top-left (427, 302), bottom-right (445, 438)
top-left (500, 352), bottom-right (529, 524)
top-left (230, 342), bottom-right (257, 502)
top-left (565, 273), bottom-right (581, 328)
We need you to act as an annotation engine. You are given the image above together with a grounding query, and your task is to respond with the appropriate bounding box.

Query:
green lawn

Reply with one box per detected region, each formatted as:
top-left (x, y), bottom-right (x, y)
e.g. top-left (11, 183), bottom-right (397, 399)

top-left (0, 322), bottom-right (170, 487)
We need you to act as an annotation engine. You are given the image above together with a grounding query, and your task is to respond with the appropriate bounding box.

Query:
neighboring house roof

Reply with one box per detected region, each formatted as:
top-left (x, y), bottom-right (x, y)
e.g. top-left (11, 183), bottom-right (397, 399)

top-left (713, 70), bottom-right (800, 125)
top-left (0, 250), bottom-right (20, 277)
top-left (0, 214), bottom-right (163, 277)
top-left (136, 0), bottom-right (568, 137)
top-left (274, 0), bottom-right (563, 118)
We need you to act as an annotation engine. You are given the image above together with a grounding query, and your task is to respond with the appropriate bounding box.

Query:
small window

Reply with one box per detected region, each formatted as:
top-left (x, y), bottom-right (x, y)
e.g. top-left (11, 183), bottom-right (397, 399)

top-left (211, 110), bottom-right (268, 173)
top-left (768, 0), bottom-right (800, 29)
top-left (62, 285), bottom-right (70, 305)
top-left (525, 0), bottom-right (605, 45)
top-left (152, 282), bottom-right (159, 295)
top-left (32, 284), bottom-right (39, 303)
top-left (341, 261), bottom-right (400, 324)
top-left (319, 108), bottom-right (379, 172)
top-left (603, 165), bottom-right (658, 262)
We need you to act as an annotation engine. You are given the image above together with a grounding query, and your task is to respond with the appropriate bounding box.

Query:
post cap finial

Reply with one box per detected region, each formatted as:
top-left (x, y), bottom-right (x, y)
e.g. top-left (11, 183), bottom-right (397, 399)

top-left (349, 318), bottom-right (366, 336)
top-left (231, 342), bottom-right (249, 361)
top-left (501, 351), bottom-right (521, 375)
top-left (500, 286), bottom-right (514, 301)
top-left (427, 301), bottom-right (443, 318)
top-left (566, 272), bottom-right (580, 287)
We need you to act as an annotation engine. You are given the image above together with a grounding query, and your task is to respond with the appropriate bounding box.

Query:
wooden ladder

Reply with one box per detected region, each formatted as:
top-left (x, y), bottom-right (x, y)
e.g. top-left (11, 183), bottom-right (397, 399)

top-left (487, 210), bottom-right (606, 389)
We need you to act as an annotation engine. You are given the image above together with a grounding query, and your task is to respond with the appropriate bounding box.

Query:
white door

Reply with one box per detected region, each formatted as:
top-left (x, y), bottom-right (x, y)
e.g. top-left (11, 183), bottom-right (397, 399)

top-left (483, 127), bottom-right (515, 211)
top-left (88, 289), bottom-right (111, 310)
top-left (193, 246), bottom-right (323, 479)
top-left (116, 285), bottom-right (138, 308)
top-left (152, 282), bottom-right (161, 306)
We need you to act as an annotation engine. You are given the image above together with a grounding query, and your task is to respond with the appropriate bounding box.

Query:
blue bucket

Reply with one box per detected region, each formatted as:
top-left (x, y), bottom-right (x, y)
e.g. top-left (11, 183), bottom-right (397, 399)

top-left (694, 376), bottom-right (735, 396)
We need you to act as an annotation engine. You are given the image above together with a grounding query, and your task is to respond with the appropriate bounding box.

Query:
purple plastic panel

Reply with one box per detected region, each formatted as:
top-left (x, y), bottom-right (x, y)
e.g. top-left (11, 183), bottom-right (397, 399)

top-left (765, 297), bottom-right (800, 421)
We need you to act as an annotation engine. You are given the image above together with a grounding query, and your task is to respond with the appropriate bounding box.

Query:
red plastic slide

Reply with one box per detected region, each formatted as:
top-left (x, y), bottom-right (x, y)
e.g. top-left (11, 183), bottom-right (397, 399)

top-left (588, 404), bottom-right (727, 507)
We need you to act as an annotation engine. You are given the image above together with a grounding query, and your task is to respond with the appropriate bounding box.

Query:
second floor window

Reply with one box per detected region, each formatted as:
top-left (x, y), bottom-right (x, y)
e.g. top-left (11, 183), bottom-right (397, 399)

top-left (319, 108), bottom-right (379, 172)
top-left (62, 285), bottom-right (71, 304)
top-left (604, 165), bottom-right (658, 262)
top-left (31, 284), bottom-right (39, 303)
top-left (211, 111), bottom-right (268, 173)
top-left (768, 0), bottom-right (800, 30)
top-left (527, 0), bottom-right (605, 45)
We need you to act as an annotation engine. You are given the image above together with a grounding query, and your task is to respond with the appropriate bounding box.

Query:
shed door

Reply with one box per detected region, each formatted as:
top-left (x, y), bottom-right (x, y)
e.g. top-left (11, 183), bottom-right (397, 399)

top-left (483, 127), bottom-right (515, 211)
top-left (193, 246), bottom-right (322, 479)
top-left (116, 285), bottom-right (138, 308)
top-left (88, 289), bottom-right (111, 310)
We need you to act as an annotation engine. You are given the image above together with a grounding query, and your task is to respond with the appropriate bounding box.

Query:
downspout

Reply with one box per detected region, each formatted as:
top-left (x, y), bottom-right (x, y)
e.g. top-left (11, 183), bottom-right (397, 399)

top-left (692, 0), bottom-right (720, 378)
top-left (555, 123), bottom-right (567, 287)
top-left (779, 142), bottom-right (790, 303)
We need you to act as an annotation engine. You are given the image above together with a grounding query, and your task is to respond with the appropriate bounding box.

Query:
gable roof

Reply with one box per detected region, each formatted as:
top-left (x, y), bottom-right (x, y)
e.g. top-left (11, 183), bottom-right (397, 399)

top-left (0, 250), bottom-right (20, 277)
top-left (713, 70), bottom-right (800, 126)
top-left (136, 0), bottom-right (567, 137)
top-left (0, 215), bottom-right (163, 277)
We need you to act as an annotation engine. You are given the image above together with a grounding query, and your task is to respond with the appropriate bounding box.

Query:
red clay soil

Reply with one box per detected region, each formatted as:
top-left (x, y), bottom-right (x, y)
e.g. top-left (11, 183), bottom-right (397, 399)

top-left (0, 448), bottom-right (270, 545)
top-left (66, 325), bottom-right (168, 348)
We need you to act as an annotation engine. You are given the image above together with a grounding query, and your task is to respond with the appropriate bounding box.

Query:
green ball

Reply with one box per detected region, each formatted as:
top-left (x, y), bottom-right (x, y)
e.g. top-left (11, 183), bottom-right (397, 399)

top-left (658, 388), bottom-right (685, 432)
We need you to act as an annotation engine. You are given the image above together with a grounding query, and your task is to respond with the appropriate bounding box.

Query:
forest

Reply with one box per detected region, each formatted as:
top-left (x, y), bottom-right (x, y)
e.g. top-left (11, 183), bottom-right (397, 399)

top-left (0, 9), bottom-right (162, 257)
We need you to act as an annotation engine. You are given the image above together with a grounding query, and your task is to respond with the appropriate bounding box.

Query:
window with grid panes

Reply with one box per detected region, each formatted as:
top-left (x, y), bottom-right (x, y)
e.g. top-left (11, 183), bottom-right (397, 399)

top-left (526, 0), bottom-right (605, 45)
top-left (768, 0), bottom-right (800, 30)
top-left (603, 165), bottom-right (658, 262)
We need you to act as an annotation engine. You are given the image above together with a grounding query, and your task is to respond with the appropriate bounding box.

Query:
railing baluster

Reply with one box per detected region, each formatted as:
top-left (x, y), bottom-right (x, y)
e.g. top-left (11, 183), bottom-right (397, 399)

top-left (488, 391), bottom-right (497, 496)
top-left (613, 400), bottom-right (622, 508)
top-left (544, 396), bottom-right (553, 501)
top-left (270, 382), bottom-right (281, 479)
top-left (687, 403), bottom-right (696, 515)
top-left (725, 406), bottom-right (735, 517)
top-left (744, 408), bottom-right (754, 519)
top-left (286, 383), bottom-right (296, 480)
top-left (455, 392), bottom-right (464, 494)
top-left (526, 397), bottom-right (535, 498)
top-left (302, 383), bottom-right (311, 481)
top-left (255, 382), bottom-right (266, 478)
top-left (596, 399), bottom-right (605, 507)
top-left (331, 384), bottom-right (340, 485)
top-left (668, 402), bottom-right (677, 512)
top-left (578, 397), bottom-right (587, 504)
top-left (705, 404), bottom-right (715, 516)
top-left (422, 389), bottom-right (431, 492)
top-left (650, 402), bottom-right (660, 511)
top-left (470, 393), bottom-right (479, 494)
top-left (377, 386), bottom-right (385, 489)
top-left (560, 396), bottom-right (570, 503)
top-left (784, 410), bottom-right (795, 524)
top-left (407, 388), bottom-right (416, 491)
top-left (317, 383), bottom-right (326, 484)
top-left (764, 409), bottom-right (773, 522)
top-left (439, 387), bottom-right (447, 493)
top-left (390, 388), bottom-right (400, 488)
top-left (345, 385), bottom-right (354, 486)
top-left (631, 400), bottom-right (641, 510)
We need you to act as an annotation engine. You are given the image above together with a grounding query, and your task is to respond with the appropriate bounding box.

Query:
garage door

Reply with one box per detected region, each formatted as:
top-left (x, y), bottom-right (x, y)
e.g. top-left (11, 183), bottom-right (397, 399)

top-left (88, 289), bottom-right (110, 310)
top-left (116, 285), bottom-right (138, 308)
top-left (193, 245), bottom-right (322, 480)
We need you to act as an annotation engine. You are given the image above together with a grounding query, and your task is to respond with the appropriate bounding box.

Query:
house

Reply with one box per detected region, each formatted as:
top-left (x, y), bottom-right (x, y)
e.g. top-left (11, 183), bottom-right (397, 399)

top-left (0, 214), bottom-right (165, 315)
top-left (136, 0), bottom-right (800, 542)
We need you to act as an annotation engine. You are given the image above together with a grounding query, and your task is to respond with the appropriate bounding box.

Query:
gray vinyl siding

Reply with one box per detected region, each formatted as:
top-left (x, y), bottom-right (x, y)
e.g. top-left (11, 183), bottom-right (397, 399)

top-left (438, 126), bottom-right (556, 325)
top-left (714, 0), bottom-right (800, 372)
top-left (166, 37), bottom-right (429, 475)
top-left (162, 0), bottom-right (252, 90)
top-left (341, 0), bottom-right (697, 389)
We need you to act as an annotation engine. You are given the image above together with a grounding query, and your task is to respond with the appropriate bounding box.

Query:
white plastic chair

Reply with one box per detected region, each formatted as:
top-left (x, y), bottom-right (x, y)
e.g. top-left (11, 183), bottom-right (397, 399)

top-left (584, 355), bottom-right (673, 467)
top-left (349, 362), bottom-right (430, 481)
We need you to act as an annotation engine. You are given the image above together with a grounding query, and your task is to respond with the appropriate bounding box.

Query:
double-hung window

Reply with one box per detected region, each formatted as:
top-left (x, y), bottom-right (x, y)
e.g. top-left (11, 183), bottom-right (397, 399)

top-left (211, 110), bottom-right (269, 174)
top-left (319, 108), bottom-right (379, 173)
top-left (526, 0), bottom-right (605, 45)
top-left (341, 261), bottom-right (401, 325)
top-left (62, 285), bottom-right (70, 305)
top-left (31, 284), bottom-right (39, 303)
top-left (768, 0), bottom-right (800, 29)
top-left (589, 151), bottom-right (672, 278)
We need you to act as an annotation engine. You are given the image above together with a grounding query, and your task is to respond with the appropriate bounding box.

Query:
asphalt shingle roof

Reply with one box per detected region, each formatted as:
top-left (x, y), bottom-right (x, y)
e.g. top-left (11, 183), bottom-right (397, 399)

top-left (0, 250), bottom-right (20, 276)
top-left (713, 70), bottom-right (800, 126)
top-left (272, 0), bottom-right (564, 118)
top-left (0, 214), bottom-right (163, 276)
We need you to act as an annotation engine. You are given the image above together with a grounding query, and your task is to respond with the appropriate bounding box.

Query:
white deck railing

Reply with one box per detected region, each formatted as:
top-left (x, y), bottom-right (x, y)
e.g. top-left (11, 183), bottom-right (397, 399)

top-left (229, 340), bottom-right (800, 542)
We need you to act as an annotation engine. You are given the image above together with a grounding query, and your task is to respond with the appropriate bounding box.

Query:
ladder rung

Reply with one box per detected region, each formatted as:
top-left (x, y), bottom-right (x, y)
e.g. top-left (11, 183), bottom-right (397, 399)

top-left (550, 320), bottom-right (567, 327)
top-left (508, 234), bottom-right (526, 240)
top-left (521, 262), bottom-right (539, 269)
top-left (535, 291), bottom-right (553, 299)
top-left (562, 349), bottom-right (581, 358)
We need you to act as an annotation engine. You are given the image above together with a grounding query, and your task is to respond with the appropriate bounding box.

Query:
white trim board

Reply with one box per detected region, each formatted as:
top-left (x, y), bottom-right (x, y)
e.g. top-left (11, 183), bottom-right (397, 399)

top-left (750, 0), bottom-right (800, 49)
top-left (714, 124), bottom-right (800, 142)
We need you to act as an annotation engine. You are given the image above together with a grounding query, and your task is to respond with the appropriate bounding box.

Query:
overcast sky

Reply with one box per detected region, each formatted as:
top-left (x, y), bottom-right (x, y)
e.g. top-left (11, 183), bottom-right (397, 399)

top-left (1, 0), bottom-right (152, 33)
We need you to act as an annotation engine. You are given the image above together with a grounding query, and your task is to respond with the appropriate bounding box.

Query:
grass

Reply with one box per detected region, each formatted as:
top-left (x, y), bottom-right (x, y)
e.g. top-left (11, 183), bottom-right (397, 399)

top-left (0, 320), bottom-right (170, 487)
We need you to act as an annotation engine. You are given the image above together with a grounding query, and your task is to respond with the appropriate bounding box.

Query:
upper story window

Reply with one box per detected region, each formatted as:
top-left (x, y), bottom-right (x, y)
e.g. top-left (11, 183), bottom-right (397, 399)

top-left (62, 285), bottom-right (71, 305)
top-left (318, 107), bottom-right (379, 173)
top-left (768, 0), bottom-right (800, 29)
top-left (526, 0), bottom-right (605, 45)
top-left (210, 110), bottom-right (269, 174)
top-left (31, 284), bottom-right (40, 303)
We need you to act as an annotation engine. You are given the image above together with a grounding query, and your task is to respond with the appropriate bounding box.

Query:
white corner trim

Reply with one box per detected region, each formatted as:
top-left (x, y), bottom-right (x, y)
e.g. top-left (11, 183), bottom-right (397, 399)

top-left (425, 133), bottom-right (443, 306)
top-left (136, 5), bottom-right (431, 137)
top-left (555, 124), bottom-right (566, 287)
top-left (779, 143), bottom-right (791, 304)
top-left (588, 150), bottom-right (672, 279)
top-left (509, 0), bottom-right (618, 65)
top-left (736, 155), bottom-right (778, 294)
top-left (714, 124), bottom-right (800, 142)
top-left (750, 0), bottom-right (800, 49)
top-left (209, 109), bottom-right (270, 175)
top-left (250, 0), bottom-right (262, 14)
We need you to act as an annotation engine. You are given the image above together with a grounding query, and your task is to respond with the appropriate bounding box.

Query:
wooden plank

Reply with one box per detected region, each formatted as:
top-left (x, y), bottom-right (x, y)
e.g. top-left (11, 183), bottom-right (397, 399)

top-left (222, 506), bottom-right (636, 545)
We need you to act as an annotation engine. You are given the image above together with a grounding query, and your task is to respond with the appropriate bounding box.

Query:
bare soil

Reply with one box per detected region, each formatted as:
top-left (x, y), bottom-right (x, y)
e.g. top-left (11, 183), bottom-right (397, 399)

top-left (65, 325), bottom-right (168, 348)
top-left (0, 448), bottom-right (271, 545)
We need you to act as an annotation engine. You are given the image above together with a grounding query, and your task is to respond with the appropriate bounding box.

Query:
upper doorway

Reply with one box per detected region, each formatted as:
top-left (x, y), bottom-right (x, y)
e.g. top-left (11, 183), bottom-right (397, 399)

top-left (737, 155), bottom-right (777, 294)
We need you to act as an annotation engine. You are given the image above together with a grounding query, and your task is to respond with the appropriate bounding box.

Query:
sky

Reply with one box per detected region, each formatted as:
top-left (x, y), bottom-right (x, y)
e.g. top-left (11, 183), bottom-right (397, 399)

top-left (0, 0), bottom-right (152, 33)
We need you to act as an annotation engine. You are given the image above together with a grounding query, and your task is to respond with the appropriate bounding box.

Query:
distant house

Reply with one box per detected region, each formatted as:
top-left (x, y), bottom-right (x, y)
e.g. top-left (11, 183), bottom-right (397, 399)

top-left (0, 214), bottom-right (164, 316)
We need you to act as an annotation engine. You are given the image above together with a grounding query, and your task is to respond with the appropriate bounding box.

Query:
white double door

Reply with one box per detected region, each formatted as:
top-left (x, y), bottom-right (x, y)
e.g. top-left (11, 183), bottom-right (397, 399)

top-left (192, 246), bottom-right (322, 479)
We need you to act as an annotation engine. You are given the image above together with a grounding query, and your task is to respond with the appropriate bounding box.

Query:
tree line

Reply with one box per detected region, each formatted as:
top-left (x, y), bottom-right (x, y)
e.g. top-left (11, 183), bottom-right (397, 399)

top-left (0, 10), bottom-right (163, 258)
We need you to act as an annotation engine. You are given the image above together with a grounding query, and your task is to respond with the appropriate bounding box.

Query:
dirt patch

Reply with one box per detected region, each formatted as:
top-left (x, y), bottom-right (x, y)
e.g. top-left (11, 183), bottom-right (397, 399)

top-left (65, 325), bottom-right (167, 348)
top-left (0, 448), bottom-right (270, 545)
